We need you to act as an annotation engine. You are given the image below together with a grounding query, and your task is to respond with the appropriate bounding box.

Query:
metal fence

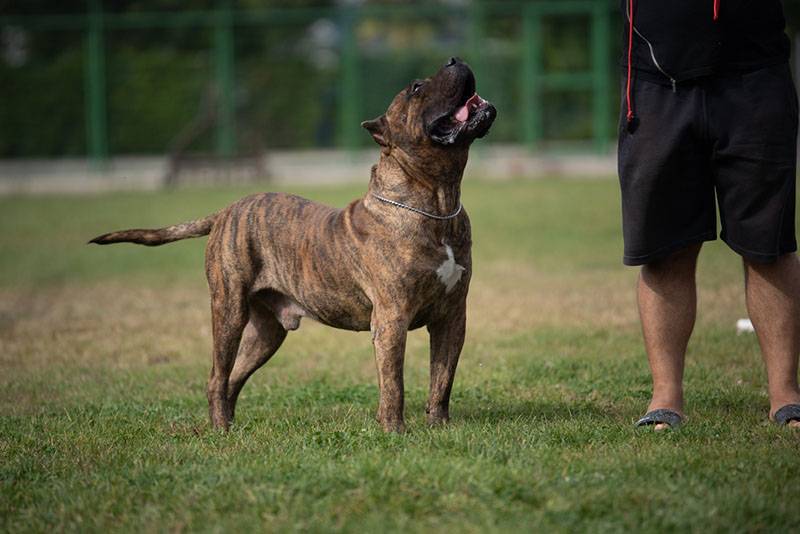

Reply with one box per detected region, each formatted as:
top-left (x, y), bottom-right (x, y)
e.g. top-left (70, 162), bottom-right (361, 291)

top-left (0, 1), bottom-right (619, 165)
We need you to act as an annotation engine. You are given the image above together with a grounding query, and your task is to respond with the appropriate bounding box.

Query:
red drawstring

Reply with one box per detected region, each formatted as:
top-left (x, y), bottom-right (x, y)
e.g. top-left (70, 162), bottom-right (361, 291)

top-left (626, 0), bottom-right (635, 122)
top-left (626, 0), bottom-right (720, 125)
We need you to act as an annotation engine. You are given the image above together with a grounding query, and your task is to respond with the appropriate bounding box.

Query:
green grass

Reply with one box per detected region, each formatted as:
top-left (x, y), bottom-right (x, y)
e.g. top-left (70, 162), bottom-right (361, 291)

top-left (1, 178), bottom-right (798, 532)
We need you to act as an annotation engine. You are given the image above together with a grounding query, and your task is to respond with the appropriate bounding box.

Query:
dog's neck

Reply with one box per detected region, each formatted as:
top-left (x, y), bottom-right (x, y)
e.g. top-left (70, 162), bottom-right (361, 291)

top-left (367, 147), bottom-right (467, 218)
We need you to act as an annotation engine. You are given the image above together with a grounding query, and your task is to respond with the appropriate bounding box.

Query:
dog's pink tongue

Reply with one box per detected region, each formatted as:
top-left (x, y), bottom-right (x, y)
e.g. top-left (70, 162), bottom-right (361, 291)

top-left (455, 104), bottom-right (470, 122)
top-left (454, 93), bottom-right (483, 123)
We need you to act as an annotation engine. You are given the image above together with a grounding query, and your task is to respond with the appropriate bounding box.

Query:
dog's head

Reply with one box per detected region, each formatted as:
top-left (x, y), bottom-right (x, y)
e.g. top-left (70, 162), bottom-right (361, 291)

top-left (361, 58), bottom-right (496, 154)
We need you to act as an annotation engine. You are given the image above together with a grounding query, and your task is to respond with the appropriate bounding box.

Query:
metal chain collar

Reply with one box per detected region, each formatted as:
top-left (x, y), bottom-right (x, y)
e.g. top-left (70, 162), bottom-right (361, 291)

top-left (371, 193), bottom-right (463, 220)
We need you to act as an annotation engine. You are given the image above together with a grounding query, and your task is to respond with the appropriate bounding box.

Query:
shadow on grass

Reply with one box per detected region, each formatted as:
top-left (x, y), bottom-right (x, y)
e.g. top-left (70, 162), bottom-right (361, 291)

top-left (453, 396), bottom-right (622, 426)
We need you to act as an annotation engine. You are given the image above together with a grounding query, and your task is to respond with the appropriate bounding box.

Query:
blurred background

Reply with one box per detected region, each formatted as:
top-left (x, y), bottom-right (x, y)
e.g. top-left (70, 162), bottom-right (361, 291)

top-left (0, 0), bottom-right (799, 191)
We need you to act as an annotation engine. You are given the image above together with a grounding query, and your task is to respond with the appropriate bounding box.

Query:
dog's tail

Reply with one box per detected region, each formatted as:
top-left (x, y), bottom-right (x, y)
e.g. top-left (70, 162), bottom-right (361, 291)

top-left (88, 212), bottom-right (219, 246)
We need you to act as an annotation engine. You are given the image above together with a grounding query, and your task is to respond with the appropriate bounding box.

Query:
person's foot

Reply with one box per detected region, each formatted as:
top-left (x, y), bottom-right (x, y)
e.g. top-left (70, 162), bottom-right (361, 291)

top-left (645, 394), bottom-right (684, 431)
top-left (636, 406), bottom-right (684, 431)
top-left (770, 398), bottom-right (800, 428)
top-left (653, 415), bottom-right (682, 431)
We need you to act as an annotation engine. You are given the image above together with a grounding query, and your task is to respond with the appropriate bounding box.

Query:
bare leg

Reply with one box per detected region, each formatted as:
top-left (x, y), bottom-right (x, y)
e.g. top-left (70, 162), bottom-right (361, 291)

top-left (226, 302), bottom-right (287, 421)
top-left (426, 303), bottom-right (466, 425)
top-left (638, 243), bottom-right (702, 429)
top-left (744, 253), bottom-right (800, 428)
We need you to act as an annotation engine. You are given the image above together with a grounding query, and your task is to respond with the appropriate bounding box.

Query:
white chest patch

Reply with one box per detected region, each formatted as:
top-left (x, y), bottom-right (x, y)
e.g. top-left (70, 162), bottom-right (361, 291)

top-left (436, 245), bottom-right (465, 294)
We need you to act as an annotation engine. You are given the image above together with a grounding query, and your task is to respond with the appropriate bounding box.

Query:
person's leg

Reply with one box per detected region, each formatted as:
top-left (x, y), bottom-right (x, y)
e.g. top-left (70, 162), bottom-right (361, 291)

top-left (617, 77), bottom-right (713, 429)
top-left (744, 254), bottom-right (800, 428)
top-left (638, 243), bottom-right (702, 429)
top-left (705, 63), bottom-right (799, 425)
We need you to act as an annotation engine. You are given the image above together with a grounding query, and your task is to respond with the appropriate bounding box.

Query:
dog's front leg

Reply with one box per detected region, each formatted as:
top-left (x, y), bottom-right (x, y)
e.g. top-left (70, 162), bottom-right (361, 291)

top-left (371, 309), bottom-right (409, 433)
top-left (426, 302), bottom-right (466, 425)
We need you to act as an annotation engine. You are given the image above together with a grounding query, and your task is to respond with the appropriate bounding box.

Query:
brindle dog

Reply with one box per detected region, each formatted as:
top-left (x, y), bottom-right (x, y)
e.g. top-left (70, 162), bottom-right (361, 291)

top-left (90, 58), bottom-right (496, 433)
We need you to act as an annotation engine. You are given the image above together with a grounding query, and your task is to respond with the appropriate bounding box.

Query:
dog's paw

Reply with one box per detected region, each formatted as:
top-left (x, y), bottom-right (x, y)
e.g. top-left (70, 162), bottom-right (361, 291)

top-left (426, 411), bottom-right (450, 426)
top-left (380, 419), bottom-right (406, 434)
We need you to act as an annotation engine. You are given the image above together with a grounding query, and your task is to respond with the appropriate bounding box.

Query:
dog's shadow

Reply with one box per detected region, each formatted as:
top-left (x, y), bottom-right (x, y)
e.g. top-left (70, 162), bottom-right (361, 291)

top-left (422, 391), bottom-right (625, 427)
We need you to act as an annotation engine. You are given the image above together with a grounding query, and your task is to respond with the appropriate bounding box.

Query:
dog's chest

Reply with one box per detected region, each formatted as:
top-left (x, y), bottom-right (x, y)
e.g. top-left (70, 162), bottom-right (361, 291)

top-left (434, 244), bottom-right (466, 294)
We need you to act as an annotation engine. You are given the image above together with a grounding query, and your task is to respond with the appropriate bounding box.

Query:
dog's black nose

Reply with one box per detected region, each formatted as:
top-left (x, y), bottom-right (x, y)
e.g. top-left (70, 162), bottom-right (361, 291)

top-left (446, 57), bottom-right (460, 67)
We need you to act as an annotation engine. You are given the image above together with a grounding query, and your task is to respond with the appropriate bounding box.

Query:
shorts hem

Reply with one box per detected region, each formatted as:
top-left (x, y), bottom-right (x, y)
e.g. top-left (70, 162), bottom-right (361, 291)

top-left (721, 238), bottom-right (798, 264)
top-left (623, 232), bottom-right (717, 266)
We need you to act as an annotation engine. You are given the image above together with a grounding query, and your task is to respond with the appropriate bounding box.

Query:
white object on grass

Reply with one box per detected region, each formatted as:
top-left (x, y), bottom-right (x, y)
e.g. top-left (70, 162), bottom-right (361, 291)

top-left (736, 318), bottom-right (755, 334)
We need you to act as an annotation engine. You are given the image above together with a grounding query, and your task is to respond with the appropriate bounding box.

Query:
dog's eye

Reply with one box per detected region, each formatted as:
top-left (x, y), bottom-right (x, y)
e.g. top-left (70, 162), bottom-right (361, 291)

top-left (411, 81), bottom-right (424, 94)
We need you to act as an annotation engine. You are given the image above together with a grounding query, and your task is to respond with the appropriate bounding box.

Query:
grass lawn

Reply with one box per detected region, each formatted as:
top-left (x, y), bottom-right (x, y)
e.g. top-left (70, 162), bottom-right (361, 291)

top-left (1, 178), bottom-right (798, 532)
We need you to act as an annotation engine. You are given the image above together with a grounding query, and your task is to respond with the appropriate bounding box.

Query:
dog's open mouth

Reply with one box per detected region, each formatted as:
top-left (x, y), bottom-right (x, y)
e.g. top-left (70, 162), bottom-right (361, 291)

top-left (453, 93), bottom-right (489, 123)
top-left (428, 91), bottom-right (496, 146)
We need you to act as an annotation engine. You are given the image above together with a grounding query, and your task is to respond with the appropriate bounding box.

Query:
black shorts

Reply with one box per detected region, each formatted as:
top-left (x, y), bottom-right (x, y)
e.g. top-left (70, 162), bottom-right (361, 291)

top-left (618, 63), bottom-right (799, 266)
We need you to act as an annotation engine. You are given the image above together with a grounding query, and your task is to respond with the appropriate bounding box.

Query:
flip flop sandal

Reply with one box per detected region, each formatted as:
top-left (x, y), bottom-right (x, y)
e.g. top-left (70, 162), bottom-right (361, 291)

top-left (635, 409), bottom-right (683, 429)
top-left (773, 404), bottom-right (800, 426)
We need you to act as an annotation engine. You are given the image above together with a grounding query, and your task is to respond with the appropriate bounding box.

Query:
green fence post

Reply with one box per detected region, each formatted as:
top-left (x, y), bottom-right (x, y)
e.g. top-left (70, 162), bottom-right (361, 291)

top-left (84, 0), bottom-right (108, 167)
top-left (467, 2), bottom-right (484, 79)
top-left (591, 2), bottom-right (612, 153)
top-left (213, 0), bottom-right (236, 158)
top-left (338, 6), bottom-right (360, 151)
top-left (521, 5), bottom-right (542, 149)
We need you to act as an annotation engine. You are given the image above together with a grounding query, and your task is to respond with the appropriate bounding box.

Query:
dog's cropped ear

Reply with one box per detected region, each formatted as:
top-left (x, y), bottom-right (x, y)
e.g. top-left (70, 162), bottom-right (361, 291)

top-left (361, 115), bottom-right (389, 147)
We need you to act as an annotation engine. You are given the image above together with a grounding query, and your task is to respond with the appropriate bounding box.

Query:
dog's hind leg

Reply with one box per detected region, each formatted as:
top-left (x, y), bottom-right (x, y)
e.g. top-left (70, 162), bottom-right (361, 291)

top-left (206, 274), bottom-right (249, 431)
top-left (425, 303), bottom-right (466, 425)
top-left (227, 301), bottom-right (287, 420)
